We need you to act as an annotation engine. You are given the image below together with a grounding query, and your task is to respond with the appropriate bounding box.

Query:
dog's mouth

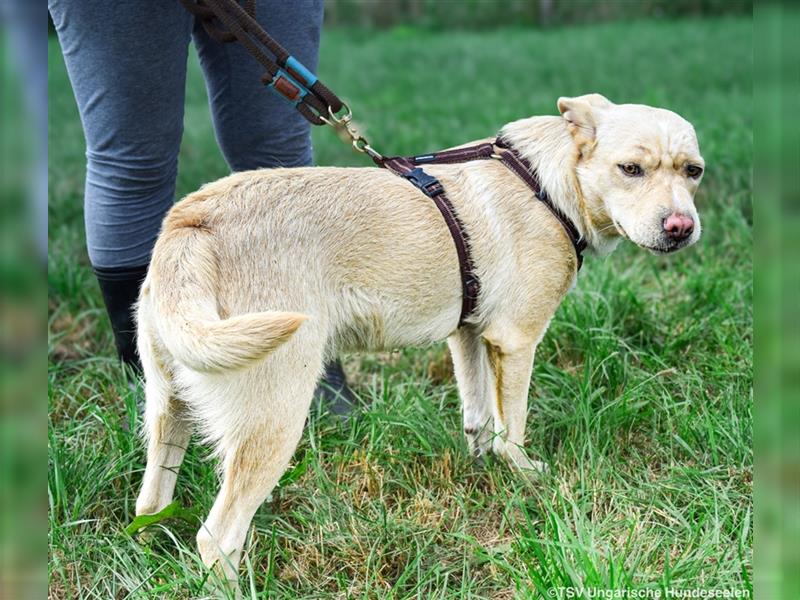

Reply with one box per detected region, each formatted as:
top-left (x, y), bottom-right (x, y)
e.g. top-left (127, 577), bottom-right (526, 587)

top-left (640, 242), bottom-right (683, 255)
top-left (613, 220), bottom-right (688, 255)
top-left (637, 237), bottom-right (694, 255)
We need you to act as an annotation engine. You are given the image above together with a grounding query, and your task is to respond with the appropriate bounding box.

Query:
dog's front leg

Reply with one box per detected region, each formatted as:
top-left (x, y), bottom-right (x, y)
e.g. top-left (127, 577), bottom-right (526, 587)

top-left (448, 329), bottom-right (495, 458)
top-left (483, 337), bottom-right (547, 474)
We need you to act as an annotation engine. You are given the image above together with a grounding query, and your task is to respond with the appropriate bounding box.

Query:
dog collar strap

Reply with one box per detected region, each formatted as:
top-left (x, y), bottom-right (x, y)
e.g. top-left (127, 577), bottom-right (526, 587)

top-left (494, 138), bottom-right (587, 270)
top-left (380, 156), bottom-right (480, 328)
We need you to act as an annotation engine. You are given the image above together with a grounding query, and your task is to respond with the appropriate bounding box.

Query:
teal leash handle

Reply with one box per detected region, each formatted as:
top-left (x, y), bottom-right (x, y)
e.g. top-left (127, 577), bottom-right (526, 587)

top-left (263, 55), bottom-right (318, 107)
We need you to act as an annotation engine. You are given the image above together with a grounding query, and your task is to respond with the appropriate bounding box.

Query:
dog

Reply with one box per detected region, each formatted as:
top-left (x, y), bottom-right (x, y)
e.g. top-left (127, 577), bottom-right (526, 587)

top-left (133, 93), bottom-right (704, 582)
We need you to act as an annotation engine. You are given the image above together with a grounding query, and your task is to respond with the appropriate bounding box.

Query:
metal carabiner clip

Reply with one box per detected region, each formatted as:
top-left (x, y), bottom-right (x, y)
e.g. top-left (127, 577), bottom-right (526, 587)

top-left (321, 104), bottom-right (382, 161)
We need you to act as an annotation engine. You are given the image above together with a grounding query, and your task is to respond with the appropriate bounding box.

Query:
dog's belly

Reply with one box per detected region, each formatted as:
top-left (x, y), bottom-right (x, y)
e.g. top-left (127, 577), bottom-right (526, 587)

top-left (332, 284), bottom-right (460, 353)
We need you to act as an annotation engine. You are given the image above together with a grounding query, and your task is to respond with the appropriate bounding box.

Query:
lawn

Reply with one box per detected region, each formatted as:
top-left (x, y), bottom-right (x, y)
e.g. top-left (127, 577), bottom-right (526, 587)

top-left (48, 17), bottom-right (753, 599)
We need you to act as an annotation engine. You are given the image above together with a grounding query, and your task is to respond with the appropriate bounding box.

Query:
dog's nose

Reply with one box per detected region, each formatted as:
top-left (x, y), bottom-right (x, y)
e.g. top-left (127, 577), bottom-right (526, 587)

top-left (663, 212), bottom-right (694, 241)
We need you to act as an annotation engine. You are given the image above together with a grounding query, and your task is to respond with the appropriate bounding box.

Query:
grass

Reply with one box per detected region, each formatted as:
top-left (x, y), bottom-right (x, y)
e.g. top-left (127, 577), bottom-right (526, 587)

top-left (48, 17), bottom-right (752, 599)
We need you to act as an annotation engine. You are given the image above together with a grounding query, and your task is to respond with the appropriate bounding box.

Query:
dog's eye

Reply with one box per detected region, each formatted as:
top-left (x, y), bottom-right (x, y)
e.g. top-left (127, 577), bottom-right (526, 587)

top-left (619, 163), bottom-right (643, 177)
top-left (686, 164), bottom-right (704, 179)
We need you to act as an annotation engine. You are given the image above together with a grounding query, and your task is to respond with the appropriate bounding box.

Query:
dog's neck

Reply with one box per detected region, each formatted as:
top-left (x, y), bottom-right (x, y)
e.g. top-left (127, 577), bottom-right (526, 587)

top-left (499, 116), bottom-right (621, 256)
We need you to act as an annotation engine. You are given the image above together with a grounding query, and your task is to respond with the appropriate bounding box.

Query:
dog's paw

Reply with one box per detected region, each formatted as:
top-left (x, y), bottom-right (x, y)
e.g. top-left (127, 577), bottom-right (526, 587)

top-left (464, 423), bottom-right (493, 459)
top-left (510, 453), bottom-right (549, 475)
top-left (470, 451), bottom-right (489, 469)
top-left (494, 441), bottom-right (549, 477)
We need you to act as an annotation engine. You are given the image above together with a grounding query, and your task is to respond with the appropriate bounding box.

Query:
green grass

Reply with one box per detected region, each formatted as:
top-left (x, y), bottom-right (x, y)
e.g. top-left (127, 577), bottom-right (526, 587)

top-left (48, 17), bottom-right (752, 599)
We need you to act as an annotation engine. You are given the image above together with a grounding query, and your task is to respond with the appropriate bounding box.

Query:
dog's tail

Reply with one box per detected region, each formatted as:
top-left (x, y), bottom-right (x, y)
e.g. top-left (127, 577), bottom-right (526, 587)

top-left (147, 226), bottom-right (307, 373)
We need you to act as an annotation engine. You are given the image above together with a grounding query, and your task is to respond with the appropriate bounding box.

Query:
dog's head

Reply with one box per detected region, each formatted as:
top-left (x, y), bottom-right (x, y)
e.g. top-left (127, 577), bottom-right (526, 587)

top-left (558, 93), bottom-right (704, 254)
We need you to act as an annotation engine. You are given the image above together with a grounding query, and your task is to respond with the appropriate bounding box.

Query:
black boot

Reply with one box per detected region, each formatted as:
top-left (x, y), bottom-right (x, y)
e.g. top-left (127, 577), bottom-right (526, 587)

top-left (93, 264), bottom-right (149, 374)
top-left (315, 359), bottom-right (358, 418)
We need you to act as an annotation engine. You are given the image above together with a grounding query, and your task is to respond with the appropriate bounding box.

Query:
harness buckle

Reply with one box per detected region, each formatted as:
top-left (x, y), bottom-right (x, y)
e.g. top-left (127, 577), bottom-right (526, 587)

top-left (402, 168), bottom-right (443, 198)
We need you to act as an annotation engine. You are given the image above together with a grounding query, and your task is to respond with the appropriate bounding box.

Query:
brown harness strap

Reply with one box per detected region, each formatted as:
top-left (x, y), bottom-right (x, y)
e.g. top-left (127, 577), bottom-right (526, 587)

top-left (378, 138), bottom-right (586, 327)
top-left (380, 157), bottom-right (480, 327)
top-left (494, 138), bottom-right (588, 269)
top-left (408, 143), bottom-right (496, 165)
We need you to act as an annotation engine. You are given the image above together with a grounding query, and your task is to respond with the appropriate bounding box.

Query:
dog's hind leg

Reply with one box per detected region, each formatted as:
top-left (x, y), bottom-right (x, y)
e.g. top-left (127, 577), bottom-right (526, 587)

top-left (195, 350), bottom-right (323, 583)
top-left (448, 329), bottom-right (495, 459)
top-left (135, 321), bottom-right (191, 516)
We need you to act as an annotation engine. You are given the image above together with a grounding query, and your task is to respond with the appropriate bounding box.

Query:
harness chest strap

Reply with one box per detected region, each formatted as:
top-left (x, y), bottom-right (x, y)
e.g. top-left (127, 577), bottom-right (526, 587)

top-left (493, 138), bottom-right (588, 268)
top-left (381, 156), bottom-right (480, 327)
top-left (378, 139), bottom-right (586, 327)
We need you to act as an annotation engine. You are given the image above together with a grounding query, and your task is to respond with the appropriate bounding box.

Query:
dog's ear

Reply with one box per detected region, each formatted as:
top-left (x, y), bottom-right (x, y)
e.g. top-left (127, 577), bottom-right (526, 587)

top-left (557, 94), bottom-right (612, 155)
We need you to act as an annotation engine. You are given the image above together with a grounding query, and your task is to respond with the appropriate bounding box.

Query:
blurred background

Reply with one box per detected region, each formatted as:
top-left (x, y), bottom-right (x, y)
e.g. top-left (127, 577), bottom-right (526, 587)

top-left (322, 0), bottom-right (751, 27)
top-left (1, 1), bottom-right (47, 598)
top-left (1, 0), bottom-right (794, 598)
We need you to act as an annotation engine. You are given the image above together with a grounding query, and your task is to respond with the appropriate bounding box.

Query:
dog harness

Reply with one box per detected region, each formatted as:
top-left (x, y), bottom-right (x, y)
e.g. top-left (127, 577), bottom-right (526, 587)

top-left (176, 1), bottom-right (586, 328)
top-left (377, 138), bottom-right (587, 327)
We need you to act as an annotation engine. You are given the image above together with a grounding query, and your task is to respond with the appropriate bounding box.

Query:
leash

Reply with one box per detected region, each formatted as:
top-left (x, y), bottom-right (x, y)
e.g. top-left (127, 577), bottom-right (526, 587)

top-left (179, 0), bottom-right (380, 159)
top-left (177, 0), bottom-right (586, 327)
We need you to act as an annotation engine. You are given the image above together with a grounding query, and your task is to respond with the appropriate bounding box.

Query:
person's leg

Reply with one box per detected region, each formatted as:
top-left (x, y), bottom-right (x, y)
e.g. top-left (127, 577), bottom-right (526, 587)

top-left (194, 0), bottom-right (356, 413)
top-left (49, 1), bottom-right (193, 370)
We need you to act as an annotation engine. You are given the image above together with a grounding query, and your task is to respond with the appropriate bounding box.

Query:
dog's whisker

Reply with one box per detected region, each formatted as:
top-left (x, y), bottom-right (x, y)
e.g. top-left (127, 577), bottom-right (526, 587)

top-left (595, 222), bottom-right (621, 236)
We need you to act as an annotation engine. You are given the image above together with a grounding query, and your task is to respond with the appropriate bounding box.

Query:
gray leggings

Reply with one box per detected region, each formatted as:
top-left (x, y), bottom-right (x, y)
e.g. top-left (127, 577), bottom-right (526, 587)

top-left (49, 0), bottom-right (324, 269)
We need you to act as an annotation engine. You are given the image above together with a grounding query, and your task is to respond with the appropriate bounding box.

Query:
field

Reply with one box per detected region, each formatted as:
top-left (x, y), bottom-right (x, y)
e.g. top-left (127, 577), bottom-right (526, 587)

top-left (48, 17), bottom-right (752, 599)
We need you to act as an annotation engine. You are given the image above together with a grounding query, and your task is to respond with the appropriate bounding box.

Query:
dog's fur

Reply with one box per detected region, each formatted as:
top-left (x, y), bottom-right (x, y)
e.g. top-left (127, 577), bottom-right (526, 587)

top-left (134, 94), bottom-right (704, 581)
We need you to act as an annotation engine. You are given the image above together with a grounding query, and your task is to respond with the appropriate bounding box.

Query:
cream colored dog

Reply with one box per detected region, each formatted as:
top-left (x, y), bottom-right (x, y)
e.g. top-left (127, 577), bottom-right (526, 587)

top-left (134, 94), bottom-right (704, 581)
